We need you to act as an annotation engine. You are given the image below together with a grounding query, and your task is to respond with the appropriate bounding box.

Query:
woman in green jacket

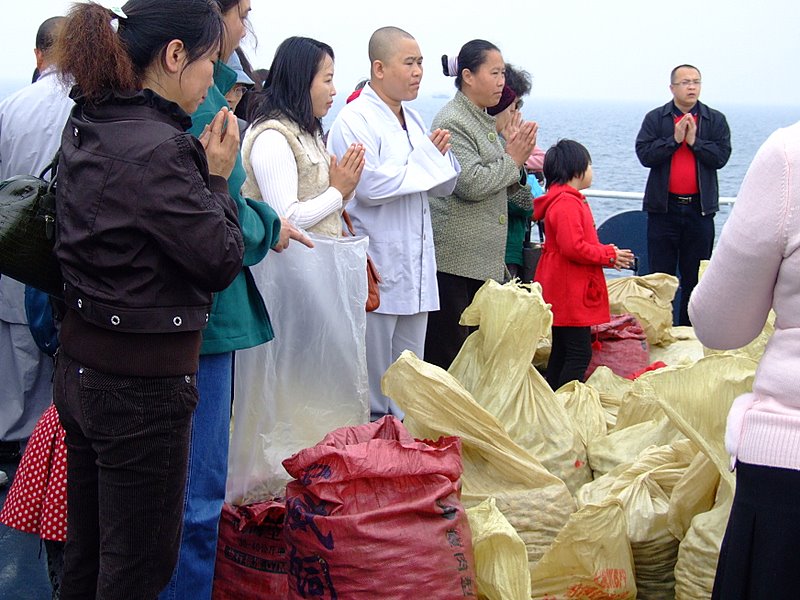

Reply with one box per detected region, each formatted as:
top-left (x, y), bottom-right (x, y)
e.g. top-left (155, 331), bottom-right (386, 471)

top-left (159, 2), bottom-right (312, 598)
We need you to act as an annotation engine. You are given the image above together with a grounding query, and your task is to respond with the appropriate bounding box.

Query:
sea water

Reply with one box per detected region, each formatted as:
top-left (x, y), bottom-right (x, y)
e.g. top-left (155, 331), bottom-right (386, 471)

top-left (4, 77), bottom-right (799, 234)
top-left (409, 97), bottom-right (800, 236)
top-left (329, 95), bottom-right (800, 238)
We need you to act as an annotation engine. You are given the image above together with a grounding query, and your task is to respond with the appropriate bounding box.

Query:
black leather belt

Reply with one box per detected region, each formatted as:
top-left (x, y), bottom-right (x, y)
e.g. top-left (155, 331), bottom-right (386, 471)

top-left (669, 193), bottom-right (699, 204)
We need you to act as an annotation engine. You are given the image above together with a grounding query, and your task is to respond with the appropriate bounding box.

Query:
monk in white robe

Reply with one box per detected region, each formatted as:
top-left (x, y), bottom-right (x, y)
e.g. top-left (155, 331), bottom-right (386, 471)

top-left (327, 26), bottom-right (460, 420)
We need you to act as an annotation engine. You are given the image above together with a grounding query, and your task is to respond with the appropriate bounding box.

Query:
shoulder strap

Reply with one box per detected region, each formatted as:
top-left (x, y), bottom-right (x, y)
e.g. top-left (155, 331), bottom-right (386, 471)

top-left (341, 209), bottom-right (356, 237)
top-left (38, 149), bottom-right (60, 184)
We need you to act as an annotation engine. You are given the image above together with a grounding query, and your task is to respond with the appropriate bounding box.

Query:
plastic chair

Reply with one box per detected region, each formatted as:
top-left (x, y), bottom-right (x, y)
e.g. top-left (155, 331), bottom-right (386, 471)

top-left (596, 210), bottom-right (649, 275)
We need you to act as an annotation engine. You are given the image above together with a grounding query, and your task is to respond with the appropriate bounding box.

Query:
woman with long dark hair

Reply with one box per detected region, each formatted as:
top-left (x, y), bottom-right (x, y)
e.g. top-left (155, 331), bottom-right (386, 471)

top-left (52, 1), bottom-right (244, 597)
top-left (223, 37), bottom-right (368, 508)
top-left (243, 36), bottom-right (364, 235)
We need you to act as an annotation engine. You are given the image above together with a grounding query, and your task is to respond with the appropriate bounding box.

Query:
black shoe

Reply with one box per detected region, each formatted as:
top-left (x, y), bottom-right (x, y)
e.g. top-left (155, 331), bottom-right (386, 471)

top-left (0, 441), bottom-right (21, 462)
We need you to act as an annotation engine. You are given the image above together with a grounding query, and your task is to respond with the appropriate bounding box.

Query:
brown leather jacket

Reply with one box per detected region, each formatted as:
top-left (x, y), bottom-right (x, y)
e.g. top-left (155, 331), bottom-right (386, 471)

top-left (55, 89), bottom-right (244, 336)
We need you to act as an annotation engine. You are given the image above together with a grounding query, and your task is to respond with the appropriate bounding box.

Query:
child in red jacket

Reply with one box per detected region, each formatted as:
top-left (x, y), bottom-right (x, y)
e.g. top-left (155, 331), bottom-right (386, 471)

top-left (534, 140), bottom-right (634, 390)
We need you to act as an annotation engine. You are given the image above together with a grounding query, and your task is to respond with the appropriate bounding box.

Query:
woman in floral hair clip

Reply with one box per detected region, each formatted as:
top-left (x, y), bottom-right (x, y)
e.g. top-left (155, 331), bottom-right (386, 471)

top-left (425, 39), bottom-right (538, 369)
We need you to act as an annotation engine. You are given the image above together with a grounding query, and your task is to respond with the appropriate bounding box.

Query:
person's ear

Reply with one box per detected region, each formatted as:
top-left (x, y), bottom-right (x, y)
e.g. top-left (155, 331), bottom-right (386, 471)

top-left (34, 48), bottom-right (46, 72)
top-left (461, 68), bottom-right (473, 87)
top-left (163, 39), bottom-right (188, 75)
top-left (372, 59), bottom-right (384, 80)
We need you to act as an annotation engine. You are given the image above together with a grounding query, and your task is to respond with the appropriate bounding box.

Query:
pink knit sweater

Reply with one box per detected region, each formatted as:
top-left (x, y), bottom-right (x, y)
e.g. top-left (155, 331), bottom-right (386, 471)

top-left (689, 121), bottom-right (800, 471)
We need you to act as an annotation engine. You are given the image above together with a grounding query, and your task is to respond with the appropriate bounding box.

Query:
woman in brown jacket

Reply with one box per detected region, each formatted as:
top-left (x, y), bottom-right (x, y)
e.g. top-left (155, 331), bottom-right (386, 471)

top-left (52, 2), bottom-right (243, 597)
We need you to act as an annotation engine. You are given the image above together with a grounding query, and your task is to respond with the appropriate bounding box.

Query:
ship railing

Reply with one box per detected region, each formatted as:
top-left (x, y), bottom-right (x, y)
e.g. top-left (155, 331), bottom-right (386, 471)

top-left (584, 189), bottom-right (737, 205)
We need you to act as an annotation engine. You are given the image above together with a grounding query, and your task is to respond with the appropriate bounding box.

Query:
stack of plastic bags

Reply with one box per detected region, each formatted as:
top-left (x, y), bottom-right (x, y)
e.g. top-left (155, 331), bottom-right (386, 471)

top-left (381, 276), bottom-right (762, 599)
top-left (384, 280), bottom-right (639, 599)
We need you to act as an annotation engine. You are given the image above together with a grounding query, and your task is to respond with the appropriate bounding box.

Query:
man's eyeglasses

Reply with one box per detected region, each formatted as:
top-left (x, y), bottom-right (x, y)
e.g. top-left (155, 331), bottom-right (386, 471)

top-left (672, 79), bottom-right (702, 87)
top-left (229, 85), bottom-right (248, 98)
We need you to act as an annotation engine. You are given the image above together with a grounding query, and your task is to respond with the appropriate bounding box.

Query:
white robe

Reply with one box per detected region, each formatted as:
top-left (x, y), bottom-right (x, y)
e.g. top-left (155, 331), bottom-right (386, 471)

top-left (326, 83), bottom-right (460, 316)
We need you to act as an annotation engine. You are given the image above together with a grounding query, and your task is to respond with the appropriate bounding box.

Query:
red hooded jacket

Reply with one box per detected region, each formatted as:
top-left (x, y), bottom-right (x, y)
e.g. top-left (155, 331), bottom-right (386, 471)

top-left (533, 184), bottom-right (616, 327)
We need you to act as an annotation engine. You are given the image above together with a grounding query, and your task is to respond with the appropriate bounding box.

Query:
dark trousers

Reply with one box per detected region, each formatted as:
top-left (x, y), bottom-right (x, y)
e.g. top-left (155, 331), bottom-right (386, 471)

top-left (712, 461), bottom-right (800, 599)
top-left (647, 199), bottom-right (714, 326)
top-left (53, 352), bottom-right (198, 600)
top-left (505, 263), bottom-right (520, 281)
top-left (45, 539), bottom-right (65, 600)
top-left (546, 326), bottom-right (592, 391)
top-left (425, 272), bottom-right (484, 369)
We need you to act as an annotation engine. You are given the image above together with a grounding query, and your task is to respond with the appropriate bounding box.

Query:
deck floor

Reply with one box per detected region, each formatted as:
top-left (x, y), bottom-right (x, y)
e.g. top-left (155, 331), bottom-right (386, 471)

top-left (0, 459), bottom-right (53, 600)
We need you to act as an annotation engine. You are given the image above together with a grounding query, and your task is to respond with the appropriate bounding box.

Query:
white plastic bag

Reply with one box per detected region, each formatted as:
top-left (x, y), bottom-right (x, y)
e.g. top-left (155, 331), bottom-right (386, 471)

top-left (226, 233), bottom-right (370, 504)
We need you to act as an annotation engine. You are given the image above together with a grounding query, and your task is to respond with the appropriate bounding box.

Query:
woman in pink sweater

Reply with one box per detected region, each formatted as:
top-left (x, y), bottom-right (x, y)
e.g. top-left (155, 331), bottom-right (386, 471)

top-left (689, 121), bottom-right (800, 599)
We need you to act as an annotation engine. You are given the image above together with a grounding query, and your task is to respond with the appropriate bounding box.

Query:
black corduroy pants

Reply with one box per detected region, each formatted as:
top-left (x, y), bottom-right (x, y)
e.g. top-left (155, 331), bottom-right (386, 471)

top-left (53, 352), bottom-right (197, 600)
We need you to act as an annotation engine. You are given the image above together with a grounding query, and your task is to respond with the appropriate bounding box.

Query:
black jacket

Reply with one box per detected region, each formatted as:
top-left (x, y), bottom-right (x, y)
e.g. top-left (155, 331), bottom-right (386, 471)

top-left (55, 89), bottom-right (244, 336)
top-left (635, 100), bottom-right (731, 215)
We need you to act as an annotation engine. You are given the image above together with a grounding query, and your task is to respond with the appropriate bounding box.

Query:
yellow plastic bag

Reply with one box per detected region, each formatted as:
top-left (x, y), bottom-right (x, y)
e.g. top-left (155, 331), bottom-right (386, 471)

top-left (578, 441), bottom-right (699, 600)
top-left (667, 452), bottom-right (720, 541)
top-left (466, 497), bottom-right (531, 600)
top-left (587, 418), bottom-right (682, 477)
top-left (674, 480), bottom-right (733, 600)
top-left (594, 353), bottom-right (754, 480)
top-left (558, 380), bottom-right (607, 450)
top-left (383, 351), bottom-right (576, 567)
top-left (649, 354), bottom-right (756, 599)
top-left (607, 273), bottom-right (678, 346)
top-left (584, 366), bottom-right (636, 431)
top-left (649, 326), bottom-right (705, 366)
top-left (449, 280), bottom-right (591, 494)
top-left (584, 362), bottom-right (686, 478)
top-left (614, 374), bottom-right (678, 432)
top-left (530, 499), bottom-right (637, 600)
top-left (644, 354), bottom-right (756, 477)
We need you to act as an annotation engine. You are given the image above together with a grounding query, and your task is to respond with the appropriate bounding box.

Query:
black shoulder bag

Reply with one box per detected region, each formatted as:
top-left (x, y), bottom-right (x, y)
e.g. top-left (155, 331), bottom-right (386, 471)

top-left (0, 152), bottom-right (63, 297)
top-left (520, 220), bottom-right (544, 283)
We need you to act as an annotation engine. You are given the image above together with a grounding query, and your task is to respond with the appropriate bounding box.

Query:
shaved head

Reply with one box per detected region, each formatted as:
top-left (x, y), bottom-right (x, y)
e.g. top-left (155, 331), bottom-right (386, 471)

top-left (367, 26), bottom-right (423, 110)
top-left (36, 17), bottom-right (65, 53)
top-left (368, 26), bottom-right (415, 64)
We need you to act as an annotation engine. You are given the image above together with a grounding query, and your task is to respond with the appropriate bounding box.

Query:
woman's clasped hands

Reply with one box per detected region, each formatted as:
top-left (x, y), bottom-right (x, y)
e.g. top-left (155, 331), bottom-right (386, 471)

top-left (199, 107), bottom-right (240, 179)
top-left (329, 142), bottom-right (365, 199)
top-left (504, 112), bottom-right (539, 167)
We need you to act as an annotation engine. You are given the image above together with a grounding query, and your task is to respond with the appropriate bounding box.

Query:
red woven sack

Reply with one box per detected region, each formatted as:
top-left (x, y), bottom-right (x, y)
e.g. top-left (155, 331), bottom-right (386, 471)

top-left (212, 501), bottom-right (288, 600)
top-left (584, 313), bottom-right (650, 380)
top-left (282, 416), bottom-right (477, 599)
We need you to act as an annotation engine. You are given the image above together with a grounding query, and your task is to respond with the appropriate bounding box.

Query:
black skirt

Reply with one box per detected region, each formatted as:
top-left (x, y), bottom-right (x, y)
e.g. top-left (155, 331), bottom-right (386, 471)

top-left (712, 461), bottom-right (800, 599)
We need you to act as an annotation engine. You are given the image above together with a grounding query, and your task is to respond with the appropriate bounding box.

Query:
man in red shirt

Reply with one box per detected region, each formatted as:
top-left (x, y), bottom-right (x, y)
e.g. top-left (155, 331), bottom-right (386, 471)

top-left (636, 64), bottom-right (731, 326)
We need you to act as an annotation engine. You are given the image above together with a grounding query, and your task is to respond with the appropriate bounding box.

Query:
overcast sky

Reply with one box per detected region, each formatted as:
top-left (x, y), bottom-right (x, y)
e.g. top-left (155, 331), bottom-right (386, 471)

top-left (2, 0), bottom-right (799, 107)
